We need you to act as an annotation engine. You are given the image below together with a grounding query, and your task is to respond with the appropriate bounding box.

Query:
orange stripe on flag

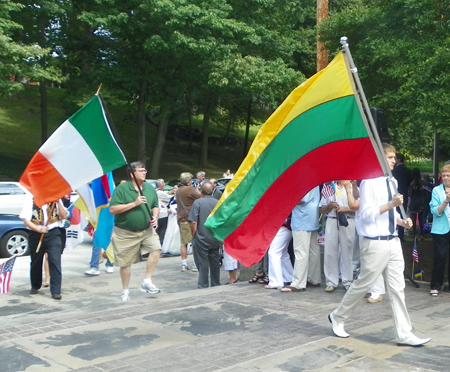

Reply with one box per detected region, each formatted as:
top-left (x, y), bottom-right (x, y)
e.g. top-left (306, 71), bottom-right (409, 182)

top-left (20, 152), bottom-right (72, 206)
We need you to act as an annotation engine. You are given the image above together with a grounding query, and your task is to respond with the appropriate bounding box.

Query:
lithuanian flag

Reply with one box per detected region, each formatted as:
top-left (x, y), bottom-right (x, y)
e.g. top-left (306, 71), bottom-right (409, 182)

top-left (205, 52), bottom-right (384, 267)
top-left (20, 95), bottom-right (126, 207)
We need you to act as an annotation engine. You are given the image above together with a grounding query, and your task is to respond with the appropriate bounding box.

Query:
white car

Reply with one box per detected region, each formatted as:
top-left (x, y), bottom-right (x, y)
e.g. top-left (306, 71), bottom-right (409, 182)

top-left (0, 182), bottom-right (32, 215)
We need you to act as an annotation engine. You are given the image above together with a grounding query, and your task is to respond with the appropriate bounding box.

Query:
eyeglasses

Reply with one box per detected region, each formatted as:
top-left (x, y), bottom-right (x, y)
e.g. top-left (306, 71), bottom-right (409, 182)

top-left (136, 169), bottom-right (147, 174)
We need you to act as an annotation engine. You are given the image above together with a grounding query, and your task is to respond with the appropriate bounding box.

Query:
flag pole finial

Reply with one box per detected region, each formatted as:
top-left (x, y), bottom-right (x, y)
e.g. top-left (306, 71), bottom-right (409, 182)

top-left (340, 36), bottom-right (348, 46)
top-left (96, 84), bottom-right (103, 95)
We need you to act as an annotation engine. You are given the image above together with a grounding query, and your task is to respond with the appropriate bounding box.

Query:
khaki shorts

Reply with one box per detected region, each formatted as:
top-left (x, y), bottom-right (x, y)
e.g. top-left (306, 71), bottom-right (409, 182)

top-left (112, 226), bottom-right (161, 267)
top-left (179, 222), bottom-right (193, 245)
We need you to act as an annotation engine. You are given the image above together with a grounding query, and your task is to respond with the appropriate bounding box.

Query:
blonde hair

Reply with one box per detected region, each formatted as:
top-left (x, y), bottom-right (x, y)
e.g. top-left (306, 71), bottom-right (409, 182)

top-left (382, 142), bottom-right (396, 155)
top-left (440, 164), bottom-right (450, 174)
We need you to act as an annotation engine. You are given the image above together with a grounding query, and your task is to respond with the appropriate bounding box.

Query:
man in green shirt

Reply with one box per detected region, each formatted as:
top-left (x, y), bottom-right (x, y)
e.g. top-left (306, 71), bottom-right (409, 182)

top-left (110, 161), bottom-right (161, 302)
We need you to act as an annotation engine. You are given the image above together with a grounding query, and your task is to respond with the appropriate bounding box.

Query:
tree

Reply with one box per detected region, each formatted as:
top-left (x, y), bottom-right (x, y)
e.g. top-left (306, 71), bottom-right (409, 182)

top-left (0, 0), bottom-right (45, 96)
top-left (208, 54), bottom-right (304, 158)
top-left (11, 0), bottom-right (67, 142)
top-left (319, 0), bottom-right (450, 157)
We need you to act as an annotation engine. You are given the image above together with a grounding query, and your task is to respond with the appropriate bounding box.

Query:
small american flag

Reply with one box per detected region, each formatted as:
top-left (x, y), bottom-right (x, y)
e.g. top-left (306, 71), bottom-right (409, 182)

top-left (412, 241), bottom-right (419, 264)
top-left (321, 182), bottom-right (335, 199)
top-left (0, 256), bottom-right (16, 294)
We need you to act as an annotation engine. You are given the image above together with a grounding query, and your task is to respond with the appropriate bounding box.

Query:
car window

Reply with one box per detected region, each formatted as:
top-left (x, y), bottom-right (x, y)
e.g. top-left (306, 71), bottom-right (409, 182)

top-left (0, 184), bottom-right (26, 195)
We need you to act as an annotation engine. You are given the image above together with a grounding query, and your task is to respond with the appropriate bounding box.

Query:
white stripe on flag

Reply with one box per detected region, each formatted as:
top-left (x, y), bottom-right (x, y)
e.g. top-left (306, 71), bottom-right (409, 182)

top-left (40, 121), bottom-right (104, 190)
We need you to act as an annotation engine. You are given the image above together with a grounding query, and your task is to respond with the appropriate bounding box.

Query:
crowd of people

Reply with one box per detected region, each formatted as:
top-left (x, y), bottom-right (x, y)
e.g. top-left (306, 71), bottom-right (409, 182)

top-left (21, 150), bottom-right (450, 347)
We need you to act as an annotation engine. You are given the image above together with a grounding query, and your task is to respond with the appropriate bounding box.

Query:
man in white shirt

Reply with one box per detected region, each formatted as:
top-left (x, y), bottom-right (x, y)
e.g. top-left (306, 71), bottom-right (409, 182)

top-left (329, 143), bottom-right (431, 347)
top-left (20, 199), bottom-right (67, 300)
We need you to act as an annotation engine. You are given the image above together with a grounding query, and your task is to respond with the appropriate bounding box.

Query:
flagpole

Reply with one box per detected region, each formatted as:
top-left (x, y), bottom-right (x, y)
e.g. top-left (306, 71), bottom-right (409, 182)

top-left (36, 202), bottom-right (56, 253)
top-left (96, 92), bottom-right (154, 221)
top-left (340, 36), bottom-right (407, 219)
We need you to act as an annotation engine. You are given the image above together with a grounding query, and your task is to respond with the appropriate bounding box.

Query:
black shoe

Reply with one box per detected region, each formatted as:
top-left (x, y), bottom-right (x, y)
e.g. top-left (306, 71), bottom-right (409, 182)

top-left (30, 289), bottom-right (38, 295)
top-left (307, 281), bottom-right (321, 287)
top-left (52, 293), bottom-right (62, 300)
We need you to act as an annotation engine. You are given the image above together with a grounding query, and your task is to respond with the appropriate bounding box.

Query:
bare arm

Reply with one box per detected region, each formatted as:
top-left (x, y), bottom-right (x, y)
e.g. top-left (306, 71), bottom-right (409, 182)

top-left (190, 221), bottom-right (197, 237)
top-left (151, 206), bottom-right (159, 228)
top-left (58, 200), bottom-right (67, 220)
top-left (319, 201), bottom-right (338, 215)
top-left (343, 181), bottom-right (359, 211)
top-left (23, 219), bottom-right (47, 233)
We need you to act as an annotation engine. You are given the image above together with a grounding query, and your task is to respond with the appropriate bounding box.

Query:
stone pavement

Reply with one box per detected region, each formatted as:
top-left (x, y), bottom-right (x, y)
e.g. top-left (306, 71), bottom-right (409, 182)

top-left (1, 239), bottom-right (450, 372)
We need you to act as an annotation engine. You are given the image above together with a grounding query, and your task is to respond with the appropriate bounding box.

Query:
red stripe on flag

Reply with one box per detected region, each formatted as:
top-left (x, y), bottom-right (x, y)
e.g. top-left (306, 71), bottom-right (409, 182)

top-left (100, 174), bottom-right (111, 199)
top-left (224, 138), bottom-right (382, 267)
top-left (20, 152), bottom-right (72, 207)
top-left (70, 206), bottom-right (81, 225)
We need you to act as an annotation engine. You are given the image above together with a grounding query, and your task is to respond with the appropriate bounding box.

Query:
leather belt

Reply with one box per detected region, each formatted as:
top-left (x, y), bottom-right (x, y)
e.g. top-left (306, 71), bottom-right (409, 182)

top-left (363, 235), bottom-right (397, 241)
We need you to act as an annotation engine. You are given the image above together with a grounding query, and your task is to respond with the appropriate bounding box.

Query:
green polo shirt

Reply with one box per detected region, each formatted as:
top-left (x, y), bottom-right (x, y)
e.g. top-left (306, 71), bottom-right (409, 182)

top-left (110, 181), bottom-right (158, 231)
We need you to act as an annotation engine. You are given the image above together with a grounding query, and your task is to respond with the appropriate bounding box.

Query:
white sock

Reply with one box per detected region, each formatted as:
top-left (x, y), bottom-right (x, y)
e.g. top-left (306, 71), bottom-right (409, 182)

top-left (143, 278), bottom-right (152, 284)
top-left (122, 289), bottom-right (129, 294)
top-left (182, 259), bottom-right (187, 266)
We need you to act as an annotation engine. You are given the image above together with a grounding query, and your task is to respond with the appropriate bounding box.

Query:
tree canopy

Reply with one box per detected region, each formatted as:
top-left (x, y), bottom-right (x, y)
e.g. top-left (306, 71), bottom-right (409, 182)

top-left (319, 0), bottom-right (450, 158)
top-left (4, 0), bottom-right (450, 170)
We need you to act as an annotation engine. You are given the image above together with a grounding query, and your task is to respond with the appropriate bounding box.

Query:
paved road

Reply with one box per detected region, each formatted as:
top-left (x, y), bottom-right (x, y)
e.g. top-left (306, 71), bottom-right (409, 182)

top-left (1, 236), bottom-right (449, 371)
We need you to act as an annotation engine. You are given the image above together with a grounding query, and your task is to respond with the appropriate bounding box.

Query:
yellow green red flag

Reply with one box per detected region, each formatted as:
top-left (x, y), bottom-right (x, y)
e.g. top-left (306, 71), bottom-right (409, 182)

top-left (205, 52), bottom-right (383, 267)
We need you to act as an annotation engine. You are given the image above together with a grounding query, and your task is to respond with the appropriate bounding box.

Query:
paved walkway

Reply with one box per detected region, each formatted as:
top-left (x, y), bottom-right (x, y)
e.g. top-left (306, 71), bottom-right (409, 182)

top-left (1, 239), bottom-right (449, 372)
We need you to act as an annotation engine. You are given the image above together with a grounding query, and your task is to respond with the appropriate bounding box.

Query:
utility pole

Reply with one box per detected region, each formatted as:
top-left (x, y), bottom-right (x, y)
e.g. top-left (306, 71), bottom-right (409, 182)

top-left (317, 0), bottom-right (329, 72)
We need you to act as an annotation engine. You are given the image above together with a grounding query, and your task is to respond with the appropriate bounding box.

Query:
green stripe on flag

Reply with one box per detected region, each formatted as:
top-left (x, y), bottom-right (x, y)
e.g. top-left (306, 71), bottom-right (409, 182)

top-left (68, 96), bottom-right (126, 172)
top-left (208, 95), bottom-right (367, 239)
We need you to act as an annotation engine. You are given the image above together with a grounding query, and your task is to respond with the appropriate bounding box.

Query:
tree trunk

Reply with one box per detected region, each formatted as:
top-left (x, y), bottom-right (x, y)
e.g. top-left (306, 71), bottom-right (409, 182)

top-left (187, 106), bottom-right (193, 151)
top-left (186, 91), bottom-right (193, 151)
top-left (39, 21), bottom-right (48, 144)
top-left (316, 0), bottom-right (329, 72)
top-left (137, 77), bottom-right (147, 164)
top-left (200, 93), bottom-right (211, 167)
top-left (243, 98), bottom-right (252, 158)
top-left (225, 116), bottom-right (232, 139)
top-left (149, 114), bottom-right (170, 178)
top-left (40, 81), bottom-right (48, 144)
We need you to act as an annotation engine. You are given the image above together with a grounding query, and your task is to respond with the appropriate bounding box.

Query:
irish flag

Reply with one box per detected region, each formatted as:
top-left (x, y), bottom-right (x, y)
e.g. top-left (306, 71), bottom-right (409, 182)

top-left (20, 95), bottom-right (126, 207)
top-left (205, 52), bottom-right (384, 267)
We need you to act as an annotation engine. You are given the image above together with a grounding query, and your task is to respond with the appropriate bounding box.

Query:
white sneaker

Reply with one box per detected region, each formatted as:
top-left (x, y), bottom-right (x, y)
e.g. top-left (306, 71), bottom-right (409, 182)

top-left (106, 266), bottom-right (114, 274)
top-left (85, 268), bottom-right (100, 276)
top-left (181, 264), bottom-right (189, 272)
top-left (140, 281), bottom-right (160, 294)
top-left (120, 292), bottom-right (130, 302)
top-left (191, 265), bottom-right (198, 272)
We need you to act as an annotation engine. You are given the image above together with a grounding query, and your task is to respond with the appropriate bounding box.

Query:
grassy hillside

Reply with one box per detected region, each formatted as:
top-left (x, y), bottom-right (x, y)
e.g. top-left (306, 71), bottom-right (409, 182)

top-left (0, 85), bottom-right (257, 182)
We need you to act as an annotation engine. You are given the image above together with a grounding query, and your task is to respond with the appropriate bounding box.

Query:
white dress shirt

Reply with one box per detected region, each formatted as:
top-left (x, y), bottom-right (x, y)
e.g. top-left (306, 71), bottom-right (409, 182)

top-left (357, 177), bottom-right (400, 237)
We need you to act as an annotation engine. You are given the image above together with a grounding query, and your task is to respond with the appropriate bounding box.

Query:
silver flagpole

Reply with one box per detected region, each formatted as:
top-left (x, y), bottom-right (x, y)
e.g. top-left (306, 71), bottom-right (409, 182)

top-left (340, 36), bottom-right (407, 219)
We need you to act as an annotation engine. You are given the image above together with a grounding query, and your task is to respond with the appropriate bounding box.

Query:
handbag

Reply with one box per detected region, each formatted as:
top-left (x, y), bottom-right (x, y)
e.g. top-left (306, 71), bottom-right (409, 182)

top-left (337, 212), bottom-right (349, 227)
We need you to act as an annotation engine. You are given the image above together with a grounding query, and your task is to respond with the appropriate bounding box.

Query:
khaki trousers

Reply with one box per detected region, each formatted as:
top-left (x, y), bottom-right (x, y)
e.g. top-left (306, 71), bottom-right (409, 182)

top-left (334, 237), bottom-right (413, 342)
top-left (291, 230), bottom-right (321, 288)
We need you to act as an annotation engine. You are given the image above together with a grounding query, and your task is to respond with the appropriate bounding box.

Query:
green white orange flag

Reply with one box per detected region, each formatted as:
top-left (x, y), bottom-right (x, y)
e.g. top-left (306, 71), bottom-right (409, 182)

top-left (20, 95), bottom-right (126, 207)
top-left (205, 52), bottom-right (384, 267)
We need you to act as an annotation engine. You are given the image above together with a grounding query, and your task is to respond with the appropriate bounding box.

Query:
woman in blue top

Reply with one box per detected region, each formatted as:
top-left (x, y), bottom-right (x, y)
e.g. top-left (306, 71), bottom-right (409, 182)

top-left (429, 164), bottom-right (450, 296)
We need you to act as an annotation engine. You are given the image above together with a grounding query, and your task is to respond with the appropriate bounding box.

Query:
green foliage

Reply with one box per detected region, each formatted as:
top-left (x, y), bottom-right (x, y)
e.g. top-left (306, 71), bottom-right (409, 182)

top-left (1, 0), bottom-right (317, 172)
top-left (319, 0), bottom-right (450, 157)
top-left (0, 0), bottom-right (47, 95)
